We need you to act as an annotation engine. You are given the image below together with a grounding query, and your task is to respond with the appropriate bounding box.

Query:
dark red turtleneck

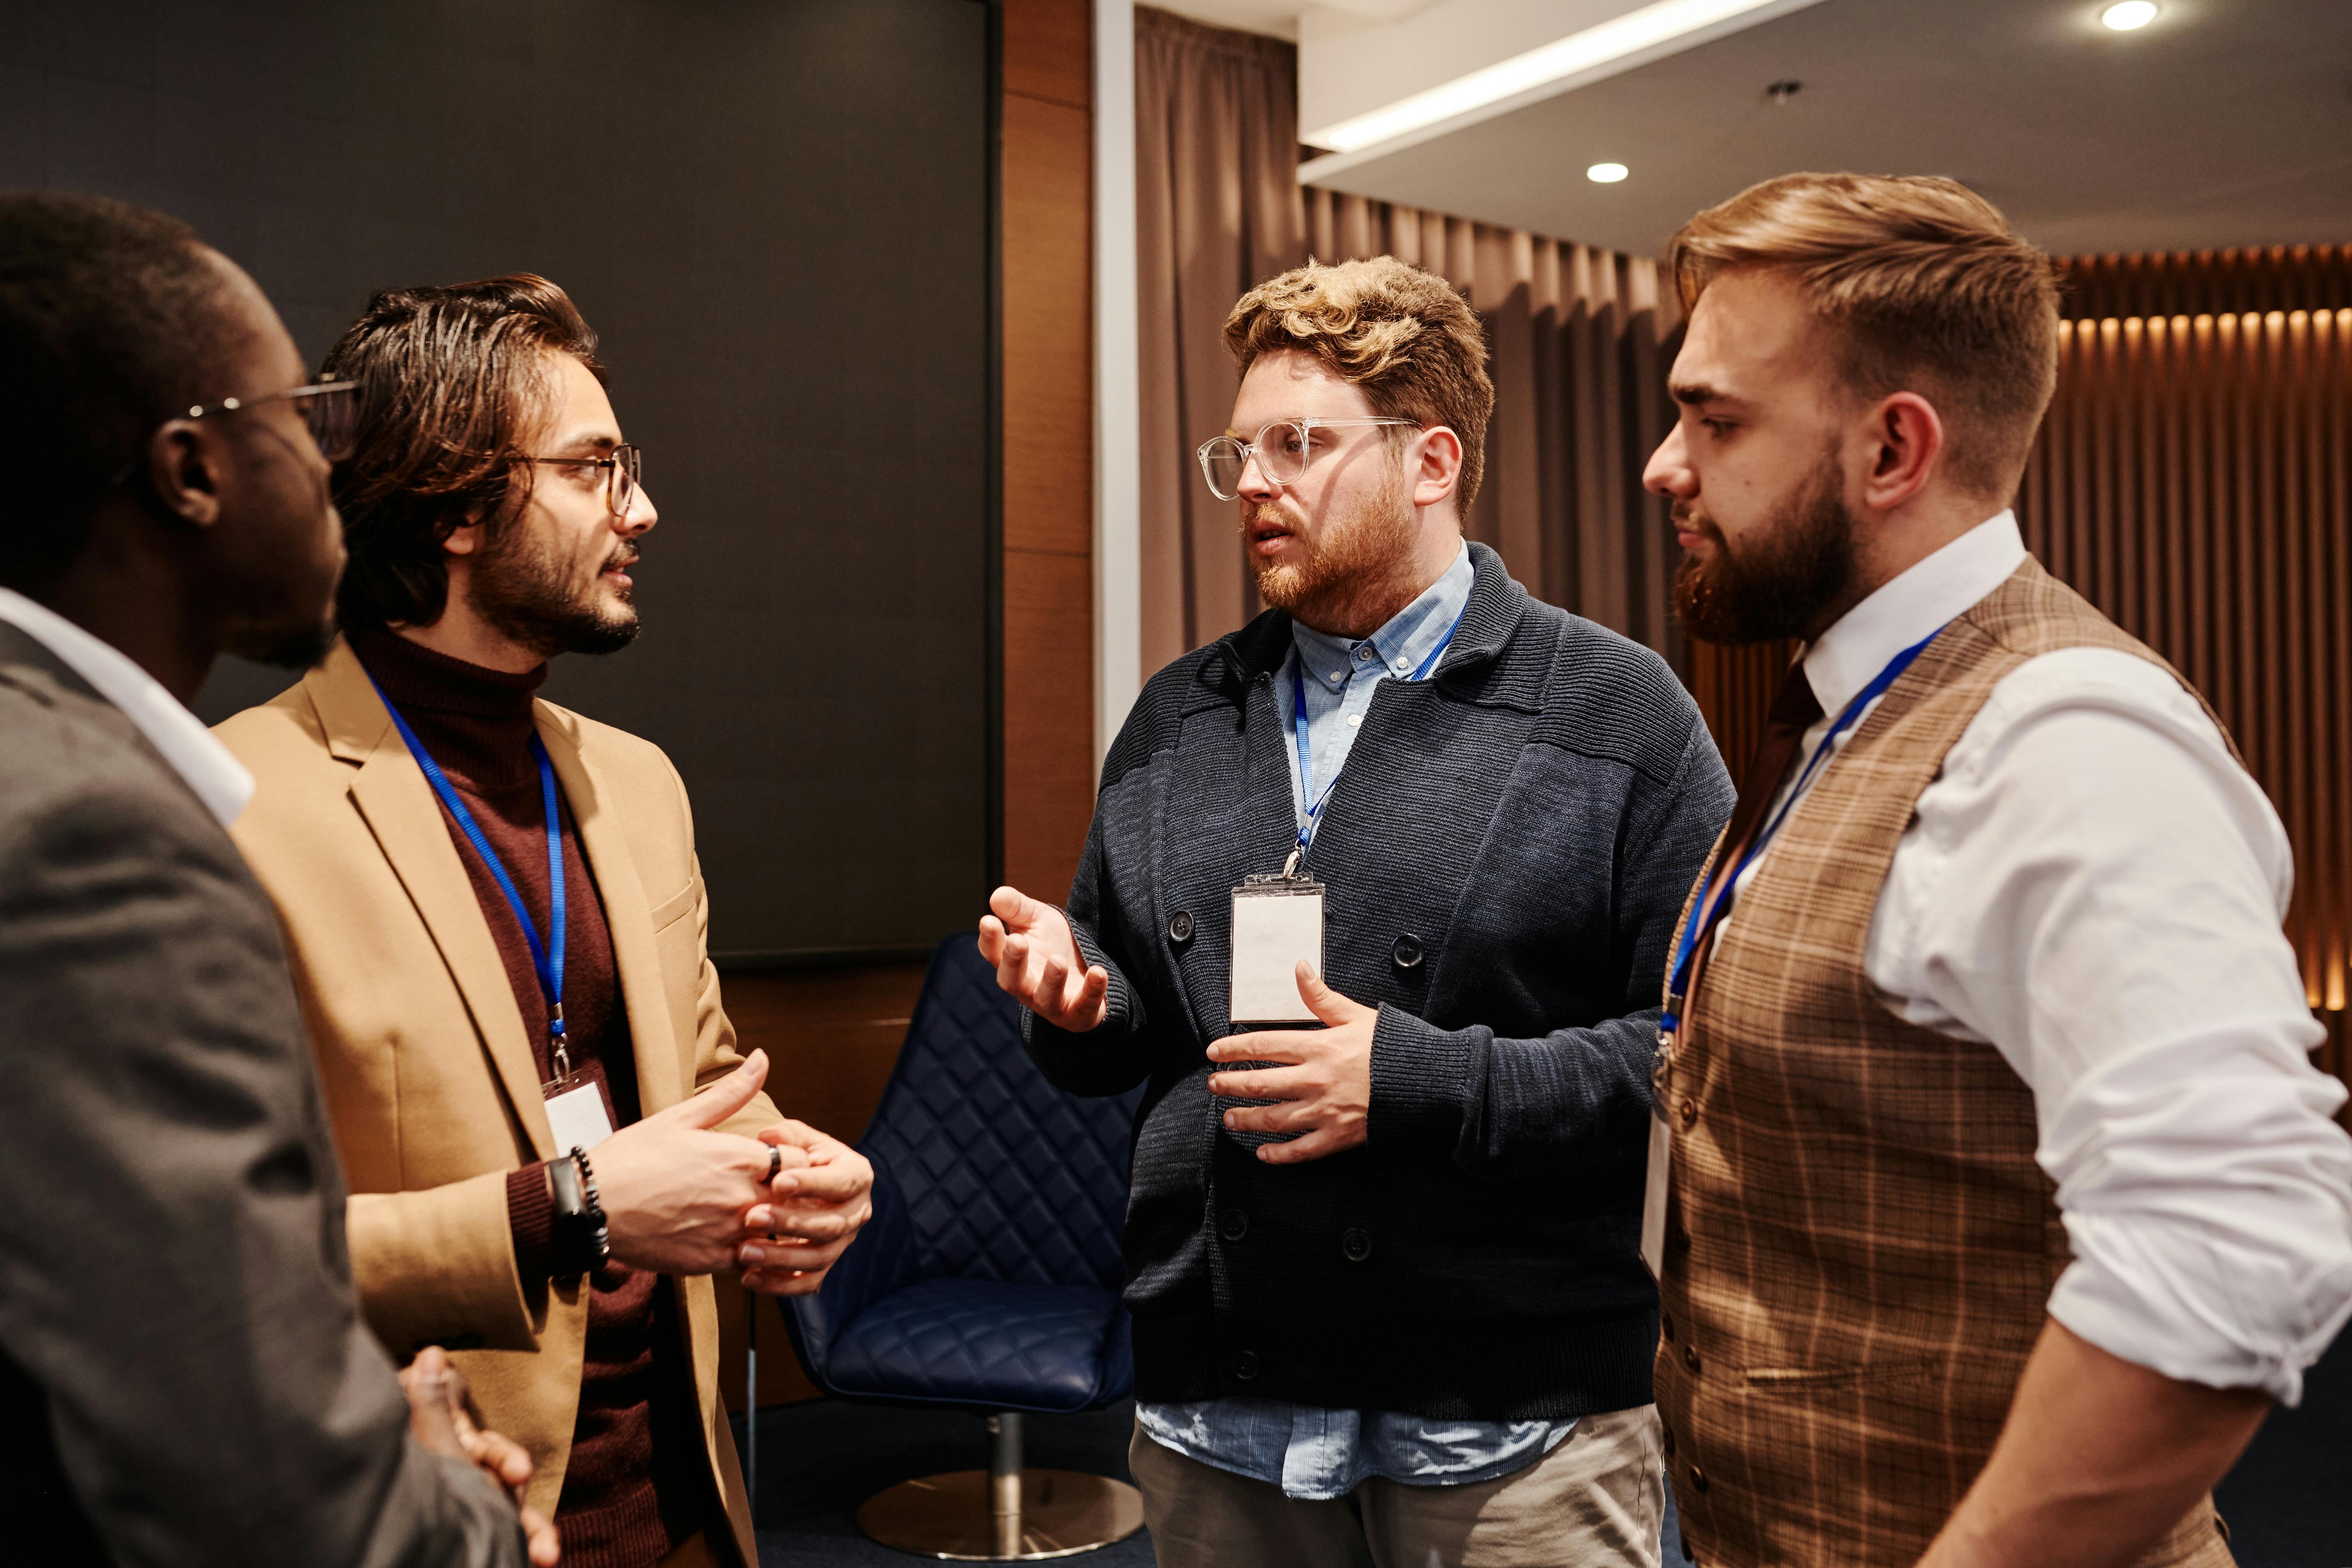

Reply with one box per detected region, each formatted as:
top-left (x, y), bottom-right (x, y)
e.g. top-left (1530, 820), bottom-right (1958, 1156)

top-left (351, 629), bottom-right (713, 1568)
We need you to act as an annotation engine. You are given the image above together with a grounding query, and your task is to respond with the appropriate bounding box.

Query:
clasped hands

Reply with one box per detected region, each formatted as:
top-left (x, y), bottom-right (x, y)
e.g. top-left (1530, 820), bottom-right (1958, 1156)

top-left (588, 1048), bottom-right (874, 1296)
top-left (981, 887), bottom-right (1374, 1165)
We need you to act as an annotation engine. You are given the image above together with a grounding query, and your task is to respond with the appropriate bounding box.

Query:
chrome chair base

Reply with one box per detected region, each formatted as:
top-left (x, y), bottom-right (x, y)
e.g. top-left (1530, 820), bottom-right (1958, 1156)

top-left (856, 1469), bottom-right (1145, 1560)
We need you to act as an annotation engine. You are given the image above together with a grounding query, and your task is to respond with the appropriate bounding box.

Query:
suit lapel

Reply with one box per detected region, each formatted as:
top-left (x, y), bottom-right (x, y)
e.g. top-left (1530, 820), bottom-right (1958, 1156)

top-left (536, 708), bottom-right (686, 1116)
top-left (310, 642), bottom-right (555, 1158)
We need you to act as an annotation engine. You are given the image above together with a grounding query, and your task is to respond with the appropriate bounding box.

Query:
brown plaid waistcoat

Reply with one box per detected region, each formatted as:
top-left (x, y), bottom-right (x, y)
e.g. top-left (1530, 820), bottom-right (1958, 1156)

top-left (1654, 558), bottom-right (2235, 1568)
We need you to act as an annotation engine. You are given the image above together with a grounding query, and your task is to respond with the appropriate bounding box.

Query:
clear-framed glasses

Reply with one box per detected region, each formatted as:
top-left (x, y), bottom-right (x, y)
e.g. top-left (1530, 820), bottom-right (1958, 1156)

top-left (523, 442), bottom-right (643, 519)
top-left (185, 378), bottom-right (362, 461)
top-left (1196, 416), bottom-right (1421, 500)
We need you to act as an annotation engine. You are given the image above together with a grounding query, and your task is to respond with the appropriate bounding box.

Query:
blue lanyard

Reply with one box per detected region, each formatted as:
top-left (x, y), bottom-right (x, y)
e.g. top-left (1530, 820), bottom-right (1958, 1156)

top-left (366, 673), bottom-right (570, 1067)
top-left (1660, 624), bottom-right (1946, 1032)
top-left (1288, 600), bottom-right (1468, 864)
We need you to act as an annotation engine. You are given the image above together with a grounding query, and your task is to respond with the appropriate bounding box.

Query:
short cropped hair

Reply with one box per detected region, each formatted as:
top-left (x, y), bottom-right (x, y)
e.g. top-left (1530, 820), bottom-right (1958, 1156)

top-left (322, 274), bottom-right (602, 631)
top-left (1223, 256), bottom-right (1494, 509)
top-left (0, 191), bottom-right (238, 592)
top-left (1665, 173), bottom-right (2060, 503)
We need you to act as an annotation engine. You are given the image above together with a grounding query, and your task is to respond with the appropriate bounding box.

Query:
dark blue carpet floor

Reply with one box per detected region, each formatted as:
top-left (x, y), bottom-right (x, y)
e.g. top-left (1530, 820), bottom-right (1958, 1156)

top-left (740, 1333), bottom-right (2347, 1565)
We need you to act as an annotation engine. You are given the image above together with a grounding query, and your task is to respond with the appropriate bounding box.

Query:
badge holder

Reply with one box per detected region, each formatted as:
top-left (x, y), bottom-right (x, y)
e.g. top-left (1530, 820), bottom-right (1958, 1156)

top-left (541, 1014), bottom-right (615, 1153)
top-left (1229, 864), bottom-right (1326, 1027)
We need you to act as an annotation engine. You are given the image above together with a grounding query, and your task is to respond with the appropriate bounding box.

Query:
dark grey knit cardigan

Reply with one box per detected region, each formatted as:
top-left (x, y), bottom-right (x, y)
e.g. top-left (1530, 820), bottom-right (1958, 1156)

top-left (1027, 544), bottom-right (1734, 1420)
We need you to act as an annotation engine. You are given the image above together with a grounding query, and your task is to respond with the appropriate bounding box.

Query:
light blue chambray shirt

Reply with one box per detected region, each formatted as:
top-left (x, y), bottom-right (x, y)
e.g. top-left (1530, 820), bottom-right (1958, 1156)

top-left (1134, 543), bottom-right (1578, 1500)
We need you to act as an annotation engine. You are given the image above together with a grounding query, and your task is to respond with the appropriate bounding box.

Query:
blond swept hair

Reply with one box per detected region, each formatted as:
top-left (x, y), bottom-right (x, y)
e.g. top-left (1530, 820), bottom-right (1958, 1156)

top-left (1223, 256), bottom-right (1495, 507)
top-left (1667, 173), bottom-right (2060, 503)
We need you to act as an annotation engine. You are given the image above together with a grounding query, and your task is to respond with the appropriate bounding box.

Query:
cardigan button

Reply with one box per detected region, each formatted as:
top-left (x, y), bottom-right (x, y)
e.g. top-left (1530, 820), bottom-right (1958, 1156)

top-left (1390, 933), bottom-right (1425, 970)
top-left (1218, 1208), bottom-right (1250, 1242)
top-left (1341, 1227), bottom-right (1372, 1262)
top-left (1677, 1098), bottom-right (1698, 1128)
top-left (1168, 910), bottom-right (1194, 945)
top-left (1230, 1349), bottom-right (1261, 1381)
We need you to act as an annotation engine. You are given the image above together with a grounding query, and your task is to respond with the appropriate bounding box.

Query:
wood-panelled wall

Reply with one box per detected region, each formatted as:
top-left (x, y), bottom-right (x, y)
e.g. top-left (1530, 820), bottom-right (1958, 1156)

top-left (1001, 0), bottom-right (1099, 904)
top-left (1685, 279), bottom-right (2352, 1086)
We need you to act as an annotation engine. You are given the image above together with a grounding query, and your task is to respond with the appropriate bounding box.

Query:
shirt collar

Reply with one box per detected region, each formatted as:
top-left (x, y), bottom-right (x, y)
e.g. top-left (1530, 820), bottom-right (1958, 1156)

top-left (1291, 542), bottom-right (1474, 693)
top-left (0, 587), bottom-right (256, 828)
top-left (1802, 510), bottom-right (2027, 720)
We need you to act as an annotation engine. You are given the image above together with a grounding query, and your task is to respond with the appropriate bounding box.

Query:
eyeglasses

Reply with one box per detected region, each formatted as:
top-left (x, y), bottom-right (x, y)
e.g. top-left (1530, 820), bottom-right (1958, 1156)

top-left (1196, 417), bottom-right (1422, 501)
top-left (522, 443), bottom-right (642, 519)
top-left (184, 378), bottom-right (362, 461)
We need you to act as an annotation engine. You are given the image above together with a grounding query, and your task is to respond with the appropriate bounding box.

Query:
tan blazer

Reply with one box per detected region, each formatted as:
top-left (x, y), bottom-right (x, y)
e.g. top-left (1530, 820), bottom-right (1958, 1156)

top-left (216, 639), bottom-right (770, 1565)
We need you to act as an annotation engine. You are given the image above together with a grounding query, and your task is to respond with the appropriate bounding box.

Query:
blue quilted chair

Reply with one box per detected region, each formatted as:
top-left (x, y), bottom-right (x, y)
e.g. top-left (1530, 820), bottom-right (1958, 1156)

top-left (782, 934), bottom-right (1145, 1559)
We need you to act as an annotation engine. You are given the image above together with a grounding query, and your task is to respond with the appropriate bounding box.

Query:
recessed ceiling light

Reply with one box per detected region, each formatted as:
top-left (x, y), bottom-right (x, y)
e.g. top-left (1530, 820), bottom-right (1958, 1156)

top-left (2101, 1), bottom-right (2159, 29)
top-left (1587, 162), bottom-right (1630, 183)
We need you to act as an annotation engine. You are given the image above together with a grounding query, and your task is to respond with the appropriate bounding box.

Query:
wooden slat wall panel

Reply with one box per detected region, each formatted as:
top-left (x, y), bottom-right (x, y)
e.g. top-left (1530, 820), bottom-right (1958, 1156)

top-left (2058, 245), bottom-right (2352, 321)
top-left (1688, 303), bottom-right (2352, 1089)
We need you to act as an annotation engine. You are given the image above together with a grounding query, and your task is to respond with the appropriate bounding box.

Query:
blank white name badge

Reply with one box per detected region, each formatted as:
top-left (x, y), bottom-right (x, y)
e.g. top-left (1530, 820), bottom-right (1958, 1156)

top-left (544, 1079), bottom-right (615, 1154)
top-left (1229, 875), bottom-right (1326, 1025)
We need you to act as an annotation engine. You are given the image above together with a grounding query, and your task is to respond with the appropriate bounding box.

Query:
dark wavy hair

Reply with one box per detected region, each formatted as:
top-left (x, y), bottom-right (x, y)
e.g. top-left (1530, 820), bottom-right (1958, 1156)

top-left (322, 274), bottom-right (603, 630)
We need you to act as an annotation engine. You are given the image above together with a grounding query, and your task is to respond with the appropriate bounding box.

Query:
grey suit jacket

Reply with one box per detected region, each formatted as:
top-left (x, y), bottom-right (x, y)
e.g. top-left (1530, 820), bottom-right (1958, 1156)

top-left (0, 622), bottom-right (525, 1568)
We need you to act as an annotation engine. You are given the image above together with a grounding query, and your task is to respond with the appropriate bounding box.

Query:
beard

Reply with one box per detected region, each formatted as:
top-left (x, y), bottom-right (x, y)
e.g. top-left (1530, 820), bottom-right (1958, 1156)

top-left (467, 520), bottom-right (642, 659)
top-left (1671, 445), bottom-right (1861, 645)
top-left (1246, 465), bottom-right (1417, 632)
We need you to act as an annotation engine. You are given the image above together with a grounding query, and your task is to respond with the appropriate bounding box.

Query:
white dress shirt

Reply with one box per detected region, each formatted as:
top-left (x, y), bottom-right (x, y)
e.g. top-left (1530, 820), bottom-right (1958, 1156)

top-left (0, 587), bottom-right (254, 828)
top-left (1722, 511), bottom-right (2352, 1404)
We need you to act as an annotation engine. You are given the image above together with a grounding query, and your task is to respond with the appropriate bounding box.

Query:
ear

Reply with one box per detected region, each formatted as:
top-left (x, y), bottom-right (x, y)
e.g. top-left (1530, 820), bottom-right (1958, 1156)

top-left (1858, 392), bottom-right (1945, 514)
top-left (1410, 425), bottom-right (1464, 510)
top-left (441, 503), bottom-right (490, 558)
top-left (144, 419), bottom-right (226, 529)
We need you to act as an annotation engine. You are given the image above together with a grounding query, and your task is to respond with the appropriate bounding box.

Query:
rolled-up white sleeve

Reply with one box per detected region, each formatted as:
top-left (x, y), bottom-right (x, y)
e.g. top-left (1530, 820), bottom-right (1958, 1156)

top-left (1866, 646), bottom-right (2352, 1404)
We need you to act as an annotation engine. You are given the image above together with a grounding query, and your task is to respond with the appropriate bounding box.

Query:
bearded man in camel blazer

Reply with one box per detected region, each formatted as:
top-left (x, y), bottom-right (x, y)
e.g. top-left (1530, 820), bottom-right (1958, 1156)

top-left (219, 275), bottom-right (874, 1568)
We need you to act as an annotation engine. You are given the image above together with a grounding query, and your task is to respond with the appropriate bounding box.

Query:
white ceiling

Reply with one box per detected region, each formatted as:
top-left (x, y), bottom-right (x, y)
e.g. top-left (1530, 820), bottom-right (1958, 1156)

top-left (1152, 0), bottom-right (2352, 259)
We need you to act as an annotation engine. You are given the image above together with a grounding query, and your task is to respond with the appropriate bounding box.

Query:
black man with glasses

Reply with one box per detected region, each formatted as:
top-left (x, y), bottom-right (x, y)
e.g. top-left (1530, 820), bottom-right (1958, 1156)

top-left (980, 257), bottom-right (1733, 1567)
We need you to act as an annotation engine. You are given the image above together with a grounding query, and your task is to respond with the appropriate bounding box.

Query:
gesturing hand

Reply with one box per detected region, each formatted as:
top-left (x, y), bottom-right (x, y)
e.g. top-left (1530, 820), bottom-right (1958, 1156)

top-left (977, 885), bottom-right (1109, 1032)
top-left (1205, 963), bottom-right (1376, 1165)
top-left (592, 1050), bottom-right (791, 1276)
top-left (400, 1346), bottom-right (561, 1566)
top-left (736, 1120), bottom-right (876, 1296)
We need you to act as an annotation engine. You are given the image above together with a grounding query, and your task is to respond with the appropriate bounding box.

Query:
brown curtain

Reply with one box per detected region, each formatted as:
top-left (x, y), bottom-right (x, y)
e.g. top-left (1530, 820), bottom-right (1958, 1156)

top-left (1134, 7), bottom-right (1683, 668)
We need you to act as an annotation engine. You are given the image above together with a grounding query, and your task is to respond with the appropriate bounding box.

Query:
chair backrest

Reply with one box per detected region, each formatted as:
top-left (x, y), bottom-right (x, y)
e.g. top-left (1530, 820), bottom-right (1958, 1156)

top-left (856, 934), bottom-right (1142, 1291)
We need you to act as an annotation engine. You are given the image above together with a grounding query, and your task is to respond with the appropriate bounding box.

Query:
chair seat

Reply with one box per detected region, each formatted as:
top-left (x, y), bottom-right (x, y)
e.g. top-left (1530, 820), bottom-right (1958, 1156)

top-left (827, 1277), bottom-right (1132, 1413)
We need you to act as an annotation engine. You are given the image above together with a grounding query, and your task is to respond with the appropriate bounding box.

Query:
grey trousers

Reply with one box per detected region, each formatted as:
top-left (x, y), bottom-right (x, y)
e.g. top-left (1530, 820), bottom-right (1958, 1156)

top-left (1129, 1404), bottom-right (1666, 1568)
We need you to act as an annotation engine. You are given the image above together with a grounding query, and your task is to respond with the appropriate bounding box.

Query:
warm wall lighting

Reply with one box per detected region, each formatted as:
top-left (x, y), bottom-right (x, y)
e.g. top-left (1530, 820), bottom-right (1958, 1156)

top-left (1587, 162), bottom-right (1630, 183)
top-left (2100, 1), bottom-right (2159, 29)
top-left (1302, 0), bottom-right (1820, 156)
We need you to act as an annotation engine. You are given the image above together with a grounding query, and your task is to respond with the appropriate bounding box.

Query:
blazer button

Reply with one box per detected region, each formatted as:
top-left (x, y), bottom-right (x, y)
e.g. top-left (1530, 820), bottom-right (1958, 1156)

top-left (1341, 1227), bottom-right (1372, 1262)
top-left (1677, 1098), bottom-right (1698, 1128)
top-left (1218, 1207), bottom-right (1250, 1242)
top-left (1682, 1343), bottom-right (1702, 1375)
top-left (1688, 1462), bottom-right (1709, 1495)
top-left (1230, 1349), bottom-right (1261, 1381)
top-left (1390, 933), bottom-right (1425, 971)
top-left (1168, 910), bottom-right (1194, 945)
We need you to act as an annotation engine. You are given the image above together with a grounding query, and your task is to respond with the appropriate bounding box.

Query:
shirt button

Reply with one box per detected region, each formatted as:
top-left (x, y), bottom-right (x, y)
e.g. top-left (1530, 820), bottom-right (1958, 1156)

top-left (1682, 1343), bottom-right (1701, 1375)
top-left (1346, 713), bottom-right (1363, 726)
top-left (1678, 1098), bottom-right (1698, 1128)
top-left (1168, 910), bottom-right (1194, 945)
top-left (1354, 646), bottom-right (1373, 661)
top-left (1230, 1349), bottom-right (1261, 1381)
top-left (1391, 934), bottom-right (1425, 970)
top-left (1341, 1227), bottom-right (1372, 1262)
top-left (1218, 1208), bottom-right (1249, 1242)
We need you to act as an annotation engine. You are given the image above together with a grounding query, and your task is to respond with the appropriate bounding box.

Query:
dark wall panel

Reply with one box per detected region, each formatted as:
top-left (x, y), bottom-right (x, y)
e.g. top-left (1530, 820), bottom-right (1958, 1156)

top-left (0, 0), bottom-right (995, 959)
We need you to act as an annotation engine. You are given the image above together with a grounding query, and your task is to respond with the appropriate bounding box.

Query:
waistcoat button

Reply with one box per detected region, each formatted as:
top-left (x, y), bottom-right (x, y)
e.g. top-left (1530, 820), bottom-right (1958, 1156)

top-left (1341, 1227), bottom-right (1372, 1262)
top-left (1688, 1462), bottom-right (1709, 1494)
top-left (1682, 1343), bottom-right (1701, 1375)
top-left (1661, 1420), bottom-right (1676, 1457)
top-left (1390, 934), bottom-right (1425, 970)
top-left (1661, 1311), bottom-right (1675, 1342)
top-left (1168, 910), bottom-right (1194, 945)
top-left (1218, 1208), bottom-right (1249, 1242)
top-left (1677, 1098), bottom-right (1698, 1128)
top-left (1230, 1349), bottom-right (1260, 1381)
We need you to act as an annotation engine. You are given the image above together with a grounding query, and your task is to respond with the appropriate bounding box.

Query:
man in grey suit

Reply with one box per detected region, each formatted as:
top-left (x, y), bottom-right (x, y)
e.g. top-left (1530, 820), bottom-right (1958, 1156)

top-left (0, 191), bottom-right (556, 1567)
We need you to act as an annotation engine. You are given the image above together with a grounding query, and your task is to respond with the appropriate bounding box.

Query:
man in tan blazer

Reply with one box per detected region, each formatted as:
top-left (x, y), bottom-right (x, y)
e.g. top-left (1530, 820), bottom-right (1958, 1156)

top-left (220, 274), bottom-right (874, 1568)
